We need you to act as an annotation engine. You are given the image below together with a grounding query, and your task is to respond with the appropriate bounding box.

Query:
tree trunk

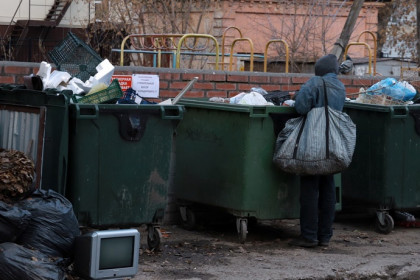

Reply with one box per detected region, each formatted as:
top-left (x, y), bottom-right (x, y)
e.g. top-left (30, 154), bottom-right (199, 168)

top-left (329, 0), bottom-right (365, 61)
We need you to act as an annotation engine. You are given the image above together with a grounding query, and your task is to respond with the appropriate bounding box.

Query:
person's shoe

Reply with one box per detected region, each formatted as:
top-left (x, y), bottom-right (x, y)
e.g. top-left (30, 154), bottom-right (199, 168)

top-left (288, 236), bottom-right (317, 248)
top-left (318, 241), bottom-right (329, 247)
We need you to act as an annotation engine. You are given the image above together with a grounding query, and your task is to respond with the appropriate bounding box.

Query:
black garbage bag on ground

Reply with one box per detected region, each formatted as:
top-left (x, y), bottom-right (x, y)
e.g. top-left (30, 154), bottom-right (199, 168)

top-left (17, 189), bottom-right (80, 258)
top-left (0, 242), bottom-right (66, 280)
top-left (0, 201), bottom-right (31, 243)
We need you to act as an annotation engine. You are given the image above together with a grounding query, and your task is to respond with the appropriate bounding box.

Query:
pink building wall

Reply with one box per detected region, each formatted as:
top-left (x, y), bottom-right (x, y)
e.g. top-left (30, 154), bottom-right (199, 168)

top-left (212, 1), bottom-right (383, 66)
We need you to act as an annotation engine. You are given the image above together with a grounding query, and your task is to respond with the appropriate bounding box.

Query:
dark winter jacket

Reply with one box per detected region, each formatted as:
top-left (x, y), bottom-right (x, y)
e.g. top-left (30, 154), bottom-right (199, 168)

top-left (294, 54), bottom-right (346, 115)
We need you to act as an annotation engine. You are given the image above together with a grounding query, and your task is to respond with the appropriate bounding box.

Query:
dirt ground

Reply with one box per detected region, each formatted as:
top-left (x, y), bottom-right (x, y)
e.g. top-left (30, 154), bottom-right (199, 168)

top-left (132, 212), bottom-right (420, 280)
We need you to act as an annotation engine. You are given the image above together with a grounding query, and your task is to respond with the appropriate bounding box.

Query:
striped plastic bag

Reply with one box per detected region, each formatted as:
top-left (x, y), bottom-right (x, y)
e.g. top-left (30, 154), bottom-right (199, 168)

top-left (273, 105), bottom-right (356, 175)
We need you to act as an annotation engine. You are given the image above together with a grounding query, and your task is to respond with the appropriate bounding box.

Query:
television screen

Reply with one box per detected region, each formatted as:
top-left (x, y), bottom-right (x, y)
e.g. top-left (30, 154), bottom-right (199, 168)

top-left (74, 229), bottom-right (140, 280)
top-left (99, 236), bottom-right (134, 269)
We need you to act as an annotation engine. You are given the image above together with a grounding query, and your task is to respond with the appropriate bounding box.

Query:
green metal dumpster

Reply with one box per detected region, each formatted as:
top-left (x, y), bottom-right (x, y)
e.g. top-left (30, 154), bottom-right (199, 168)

top-left (66, 103), bottom-right (184, 249)
top-left (0, 86), bottom-right (70, 194)
top-left (342, 102), bottom-right (420, 233)
top-left (173, 99), bottom-right (342, 243)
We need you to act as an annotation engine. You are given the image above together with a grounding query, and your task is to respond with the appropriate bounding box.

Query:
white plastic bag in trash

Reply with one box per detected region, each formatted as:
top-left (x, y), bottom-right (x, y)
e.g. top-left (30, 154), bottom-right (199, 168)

top-left (230, 91), bottom-right (274, 106)
top-left (229, 92), bottom-right (247, 104)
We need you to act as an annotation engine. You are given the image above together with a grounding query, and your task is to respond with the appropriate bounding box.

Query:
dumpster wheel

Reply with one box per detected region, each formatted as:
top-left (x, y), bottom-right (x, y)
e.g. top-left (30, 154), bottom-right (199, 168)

top-left (147, 226), bottom-right (162, 251)
top-left (375, 212), bottom-right (394, 234)
top-left (236, 218), bottom-right (248, 244)
top-left (179, 206), bottom-right (196, 230)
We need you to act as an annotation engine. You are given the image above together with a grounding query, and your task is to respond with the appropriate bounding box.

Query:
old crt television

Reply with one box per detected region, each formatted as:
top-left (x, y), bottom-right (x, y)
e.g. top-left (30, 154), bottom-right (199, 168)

top-left (74, 229), bottom-right (140, 279)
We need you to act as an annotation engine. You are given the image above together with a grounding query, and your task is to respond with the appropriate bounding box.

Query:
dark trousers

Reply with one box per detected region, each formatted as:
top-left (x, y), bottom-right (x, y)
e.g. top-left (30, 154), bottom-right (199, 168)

top-left (299, 174), bottom-right (336, 242)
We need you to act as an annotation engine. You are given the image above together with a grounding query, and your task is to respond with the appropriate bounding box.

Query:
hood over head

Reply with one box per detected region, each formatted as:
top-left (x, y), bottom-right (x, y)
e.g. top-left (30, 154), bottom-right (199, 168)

top-left (315, 54), bottom-right (339, 76)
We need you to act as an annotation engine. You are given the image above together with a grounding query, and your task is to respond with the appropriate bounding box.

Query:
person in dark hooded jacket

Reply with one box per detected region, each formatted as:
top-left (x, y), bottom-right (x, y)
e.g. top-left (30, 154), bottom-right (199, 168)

top-left (288, 54), bottom-right (346, 248)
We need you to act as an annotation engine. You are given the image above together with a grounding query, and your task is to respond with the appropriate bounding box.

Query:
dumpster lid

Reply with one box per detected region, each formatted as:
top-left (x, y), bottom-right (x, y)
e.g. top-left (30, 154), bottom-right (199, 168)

top-left (178, 98), bottom-right (296, 117)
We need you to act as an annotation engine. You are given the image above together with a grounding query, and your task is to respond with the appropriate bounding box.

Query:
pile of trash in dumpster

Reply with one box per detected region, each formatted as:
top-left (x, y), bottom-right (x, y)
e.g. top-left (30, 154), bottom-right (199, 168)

top-left (210, 78), bottom-right (419, 107)
top-left (23, 31), bottom-right (145, 106)
top-left (351, 77), bottom-right (419, 105)
top-left (209, 87), bottom-right (295, 106)
top-left (32, 58), bottom-right (117, 102)
top-left (0, 148), bottom-right (80, 280)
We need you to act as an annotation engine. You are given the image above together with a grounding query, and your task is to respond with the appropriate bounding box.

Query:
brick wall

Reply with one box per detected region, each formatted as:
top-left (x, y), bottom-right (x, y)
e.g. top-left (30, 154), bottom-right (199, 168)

top-left (0, 61), bottom-right (406, 100)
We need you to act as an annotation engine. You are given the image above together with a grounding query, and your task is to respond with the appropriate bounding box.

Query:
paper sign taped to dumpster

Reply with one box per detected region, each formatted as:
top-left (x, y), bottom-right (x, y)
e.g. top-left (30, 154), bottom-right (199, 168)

top-left (111, 75), bottom-right (132, 92)
top-left (132, 74), bottom-right (159, 98)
